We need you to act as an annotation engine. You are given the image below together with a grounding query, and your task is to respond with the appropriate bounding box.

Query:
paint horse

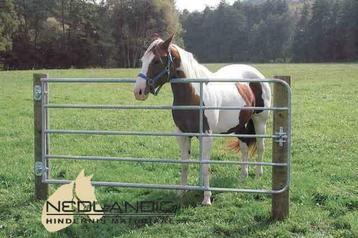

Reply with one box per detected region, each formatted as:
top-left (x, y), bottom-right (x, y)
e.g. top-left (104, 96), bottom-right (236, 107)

top-left (133, 35), bottom-right (271, 205)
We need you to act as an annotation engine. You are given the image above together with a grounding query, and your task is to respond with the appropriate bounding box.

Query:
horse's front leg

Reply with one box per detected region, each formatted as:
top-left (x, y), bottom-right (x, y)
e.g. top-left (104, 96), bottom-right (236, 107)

top-left (176, 128), bottom-right (192, 187)
top-left (201, 134), bottom-right (213, 205)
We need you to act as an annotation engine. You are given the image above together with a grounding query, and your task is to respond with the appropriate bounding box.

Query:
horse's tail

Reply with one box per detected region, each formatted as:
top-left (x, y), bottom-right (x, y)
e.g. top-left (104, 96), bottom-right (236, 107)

top-left (228, 119), bottom-right (257, 156)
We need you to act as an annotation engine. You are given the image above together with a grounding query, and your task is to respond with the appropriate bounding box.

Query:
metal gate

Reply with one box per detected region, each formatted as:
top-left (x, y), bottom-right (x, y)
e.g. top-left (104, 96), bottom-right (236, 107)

top-left (33, 74), bottom-right (291, 220)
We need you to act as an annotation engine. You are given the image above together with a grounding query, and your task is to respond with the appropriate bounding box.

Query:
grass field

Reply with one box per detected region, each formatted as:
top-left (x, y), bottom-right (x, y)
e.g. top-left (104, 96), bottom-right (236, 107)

top-left (0, 64), bottom-right (357, 237)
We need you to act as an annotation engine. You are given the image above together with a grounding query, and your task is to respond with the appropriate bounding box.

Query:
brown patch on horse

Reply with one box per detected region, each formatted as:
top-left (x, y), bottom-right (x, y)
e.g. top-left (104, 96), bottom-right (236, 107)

top-left (225, 118), bottom-right (257, 156)
top-left (241, 71), bottom-right (265, 113)
top-left (236, 83), bottom-right (255, 106)
top-left (147, 45), bottom-right (181, 79)
top-left (235, 83), bottom-right (255, 129)
top-left (150, 35), bottom-right (174, 57)
top-left (249, 82), bottom-right (264, 113)
top-left (146, 45), bottom-right (181, 91)
top-left (234, 81), bottom-right (265, 127)
top-left (151, 44), bottom-right (167, 58)
top-left (171, 70), bottom-right (210, 134)
top-left (224, 82), bottom-right (264, 155)
top-left (170, 46), bottom-right (181, 69)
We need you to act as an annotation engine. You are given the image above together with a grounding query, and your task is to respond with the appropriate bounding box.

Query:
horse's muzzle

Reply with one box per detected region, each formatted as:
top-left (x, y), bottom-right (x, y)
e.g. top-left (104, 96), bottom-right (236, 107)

top-left (134, 89), bottom-right (149, 101)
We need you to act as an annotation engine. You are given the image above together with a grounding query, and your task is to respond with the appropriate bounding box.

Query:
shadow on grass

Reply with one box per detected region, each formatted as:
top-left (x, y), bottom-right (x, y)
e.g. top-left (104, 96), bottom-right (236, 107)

top-left (213, 213), bottom-right (274, 237)
top-left (97, 189), bottom-right (200, 229)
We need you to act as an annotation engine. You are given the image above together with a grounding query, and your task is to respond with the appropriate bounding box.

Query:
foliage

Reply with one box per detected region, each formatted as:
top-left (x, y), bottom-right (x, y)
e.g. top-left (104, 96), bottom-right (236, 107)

top-left (182, 0), bottom-right (358, 63)
top-left (1, 0), bottom-right (182, 69)
top-left (109, 0), bottom-right (182, 68)
top-left (0, 0), bottom-right (19, 52)
top-left (0, 0), bottom-right (358, 69)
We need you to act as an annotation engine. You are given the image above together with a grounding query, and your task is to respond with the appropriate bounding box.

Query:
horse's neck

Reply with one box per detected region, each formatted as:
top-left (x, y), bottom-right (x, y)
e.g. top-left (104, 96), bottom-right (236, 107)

top-left (171, 48), bottom-right (213, 104)
top-left (171, 70), bottom-right (199, 105)
top-left (174, 45), bottom-right (213, 79)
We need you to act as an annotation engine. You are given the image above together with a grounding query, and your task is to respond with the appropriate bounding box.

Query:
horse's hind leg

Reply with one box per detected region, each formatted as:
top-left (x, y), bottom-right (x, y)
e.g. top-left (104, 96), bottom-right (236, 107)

top-left (237, 109), bottom-right (253, 179)
top-left (239, 140), bottom-right (249, 178)
top-left (252, 113), bottom-right (268, 178)
top-left (176, 128), bottom-right (192, 187)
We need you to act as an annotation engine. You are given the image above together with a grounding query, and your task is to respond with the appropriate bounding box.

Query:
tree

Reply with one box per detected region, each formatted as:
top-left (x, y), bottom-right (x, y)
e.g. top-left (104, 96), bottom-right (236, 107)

top-left (248, 0), bottom-right (293, 62)
top-left (306, 0), bottom-right (336, 61)
top-left (336, 0), bottom-right (358, 60)
top-left (5, 0), bottom-right (57, 69)
top-left (109, 0), bottom-right (182, 68)
top-left (182, 0), bottom-right (294, 63)
top-left (0, 0), bottom-right (19, 53)
top-left (292, 1), bottom-right (311, 62)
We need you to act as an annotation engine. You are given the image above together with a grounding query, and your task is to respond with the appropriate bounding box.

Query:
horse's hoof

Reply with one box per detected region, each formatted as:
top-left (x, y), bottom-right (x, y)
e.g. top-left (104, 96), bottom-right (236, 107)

top-left (240, 169), bottom-right (249, 179)
top-left (255, 168), bottom-right (263, 179)
top-left (202, 197), bottom-right (212, 206)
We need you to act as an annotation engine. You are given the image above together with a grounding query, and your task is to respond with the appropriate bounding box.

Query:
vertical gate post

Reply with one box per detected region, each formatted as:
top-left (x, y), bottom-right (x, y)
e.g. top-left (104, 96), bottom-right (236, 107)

top-left (33, 73), bottom-right (48, 199)
top-left (272, 76), bottom-right (291, 220)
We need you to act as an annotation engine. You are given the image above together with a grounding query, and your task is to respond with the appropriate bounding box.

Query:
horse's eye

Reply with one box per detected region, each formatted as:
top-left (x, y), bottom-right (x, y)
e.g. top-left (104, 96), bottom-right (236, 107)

top-left (153, 60), bottom-right (161, 65)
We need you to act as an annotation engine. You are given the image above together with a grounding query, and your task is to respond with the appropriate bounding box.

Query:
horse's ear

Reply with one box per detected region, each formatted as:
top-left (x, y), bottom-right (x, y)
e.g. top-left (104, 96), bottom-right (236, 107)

top-left (78, 169), bottom-right (85, 178)
top-left (160, 33), bottom-right (174, 51)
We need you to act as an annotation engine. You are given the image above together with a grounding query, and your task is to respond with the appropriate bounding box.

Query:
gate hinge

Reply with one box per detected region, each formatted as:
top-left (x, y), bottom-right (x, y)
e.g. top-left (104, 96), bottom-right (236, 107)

top-left (34, 162), bottom-right (48, 176)
top-left (33, 85), bottom-right (42, 101)
top-left (275, 127), bottom-right (287, 147)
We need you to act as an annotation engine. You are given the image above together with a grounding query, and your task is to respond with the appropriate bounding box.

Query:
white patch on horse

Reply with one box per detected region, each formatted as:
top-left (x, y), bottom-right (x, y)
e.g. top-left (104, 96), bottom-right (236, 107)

top-left (134, 39), bottom-right (163, 100)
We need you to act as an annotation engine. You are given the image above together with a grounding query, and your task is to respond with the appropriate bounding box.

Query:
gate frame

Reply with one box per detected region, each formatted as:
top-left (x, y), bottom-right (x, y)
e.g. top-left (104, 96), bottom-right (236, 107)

top-left (33, 74), bottom-right (291, 220)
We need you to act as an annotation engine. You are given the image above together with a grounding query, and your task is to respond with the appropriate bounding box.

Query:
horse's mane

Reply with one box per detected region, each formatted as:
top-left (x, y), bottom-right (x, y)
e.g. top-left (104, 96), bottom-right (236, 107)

top-left (173, 44), bottom-right (213, 79)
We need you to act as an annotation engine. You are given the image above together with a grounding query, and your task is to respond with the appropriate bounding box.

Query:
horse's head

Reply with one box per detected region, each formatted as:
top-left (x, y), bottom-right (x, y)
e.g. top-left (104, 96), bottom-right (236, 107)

top-left (75, 170), bottom-right (103, 220)
top-left (75, 170), bottom-right (96, 201)
top-left (134, 34), bottom-right (180, 100)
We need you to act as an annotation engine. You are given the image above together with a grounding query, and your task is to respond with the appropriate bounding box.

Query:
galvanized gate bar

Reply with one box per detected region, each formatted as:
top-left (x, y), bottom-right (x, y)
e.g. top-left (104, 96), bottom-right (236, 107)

top-left (44, 179), bottom-right (288, 194)
top-left (44, 104), bottom-right (288, 111)
top-left (41, 79), bottom-right (49, 186)
top-left (41, 78), bottom-right (290, 86)
top-left (46, 154), bottom-right (287, 166)
top-left (44, 129), bottom-right (277, 138)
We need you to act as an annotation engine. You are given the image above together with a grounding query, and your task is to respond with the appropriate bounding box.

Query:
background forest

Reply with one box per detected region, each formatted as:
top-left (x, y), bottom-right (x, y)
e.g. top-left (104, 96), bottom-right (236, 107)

top-left (0, 0), bottom-right (357, 69)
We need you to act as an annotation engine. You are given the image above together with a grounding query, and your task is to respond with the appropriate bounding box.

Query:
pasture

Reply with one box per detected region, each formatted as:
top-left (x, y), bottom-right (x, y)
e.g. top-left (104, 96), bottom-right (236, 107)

top-left (0, 64), bottom-right (357, 237)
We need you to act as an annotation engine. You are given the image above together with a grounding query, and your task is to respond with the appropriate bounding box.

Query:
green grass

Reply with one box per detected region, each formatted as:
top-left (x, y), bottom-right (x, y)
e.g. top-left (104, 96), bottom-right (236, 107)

top-left (0, 64), bottom-right (357, 237)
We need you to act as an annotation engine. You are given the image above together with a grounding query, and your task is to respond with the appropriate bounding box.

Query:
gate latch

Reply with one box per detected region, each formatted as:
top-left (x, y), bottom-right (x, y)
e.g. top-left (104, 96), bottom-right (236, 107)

top-left (33, 85), bottom-right (42, 101)
top-left (275, 127), bottom-right (287, 147)
top-left (34, 162), bottom-right (48, 176)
